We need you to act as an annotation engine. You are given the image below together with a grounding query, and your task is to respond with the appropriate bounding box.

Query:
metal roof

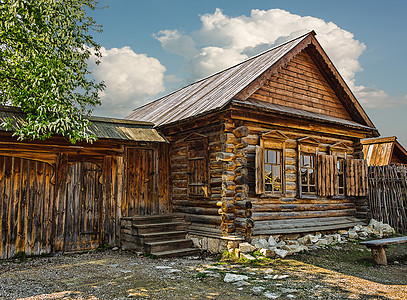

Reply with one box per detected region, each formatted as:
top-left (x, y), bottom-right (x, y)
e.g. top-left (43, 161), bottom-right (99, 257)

top-left (0, 106), bottom-right (166, 143)
top-left (232, 99), bottom-right (376, 131)
top-left (126, 32), bottom-right (314, 126)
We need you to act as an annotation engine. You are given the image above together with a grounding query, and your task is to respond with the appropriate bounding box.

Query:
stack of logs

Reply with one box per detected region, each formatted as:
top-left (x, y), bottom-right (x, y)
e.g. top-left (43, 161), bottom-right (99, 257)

top-left (216, 125), bottom-right (253, 238)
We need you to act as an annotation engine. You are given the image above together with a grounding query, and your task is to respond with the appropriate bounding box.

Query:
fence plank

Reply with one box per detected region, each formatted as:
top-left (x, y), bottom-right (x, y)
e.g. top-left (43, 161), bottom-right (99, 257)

top-left (368, 165), bottom-right (407, 233)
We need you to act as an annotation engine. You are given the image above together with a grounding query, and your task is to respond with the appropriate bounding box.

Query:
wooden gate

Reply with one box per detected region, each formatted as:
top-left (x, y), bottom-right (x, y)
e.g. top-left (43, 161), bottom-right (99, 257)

top-left (55, 162), bottom-right (103, 252)
top-left (124, 148), bottom-right (157, 216)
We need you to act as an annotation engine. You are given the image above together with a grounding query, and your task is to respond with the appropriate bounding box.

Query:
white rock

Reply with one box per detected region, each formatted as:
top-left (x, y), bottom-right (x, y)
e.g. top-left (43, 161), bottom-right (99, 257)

top-left (112, 247), bottom-right (119, 251)
top-left (268, 236), bottom-right (278, 247)
top-left (381, 224), bottom-right (395, 236)
top-left (348, 230), bottom-right (358, 239)
top-left (280, 288), bottom-right (298, 293)
top-left (233, 280), bottom-right (251, 286)
top-left (240, 253), bottom-right (256, 260)
top-left (264, 292), bottom-right (281, 299)
top-left (309, 234), bottom-right (319, 243)
top-left (353, 225), bottom-right (363, 232)
top-left (207, 238), bottom-right (221, 254)
top-left (252, 286), bottom-right (266, 295)
top-left (253, 238), bottom-right (269, 249)
top-left (297, 235), bottom-right (313, 246)
top-left (260, 248), bottom-right (276, 258)
top-left (224, 273), bottom-right (249, 283)
top-left (274, 249), bottom-right (289, 258)
top-left (316, 238), bottom-right (329, 246)
top-left (239, 242), bottom-right (256, 253)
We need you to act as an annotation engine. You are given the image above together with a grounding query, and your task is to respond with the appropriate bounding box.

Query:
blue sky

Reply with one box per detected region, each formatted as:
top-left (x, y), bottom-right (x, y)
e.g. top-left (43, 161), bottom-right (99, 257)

top-left (89, 0), bottom-right (407, 146)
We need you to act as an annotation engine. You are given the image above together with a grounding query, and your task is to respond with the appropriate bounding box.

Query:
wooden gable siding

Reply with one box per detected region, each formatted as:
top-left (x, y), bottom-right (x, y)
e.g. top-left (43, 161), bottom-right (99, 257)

top-left (249, 50), bottom-right (352, 121)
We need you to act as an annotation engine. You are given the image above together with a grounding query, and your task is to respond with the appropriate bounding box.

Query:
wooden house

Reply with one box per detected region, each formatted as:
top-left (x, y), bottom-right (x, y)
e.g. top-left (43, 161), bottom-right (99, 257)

top-left (0, 106), bottom-right (170, 259)
top-left (362, 136), bottom-right (407, 166)
top-left (127, 31), bottom-right (379, 248)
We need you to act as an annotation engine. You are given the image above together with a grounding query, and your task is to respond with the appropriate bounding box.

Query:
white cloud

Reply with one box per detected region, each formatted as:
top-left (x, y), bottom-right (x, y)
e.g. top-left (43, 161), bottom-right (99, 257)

top-left (351, 83), bottom-right (407, 109)
top-left (155, 8), bottom-right (406, 109)
top-left (89, 46), bottom-right (166, 118)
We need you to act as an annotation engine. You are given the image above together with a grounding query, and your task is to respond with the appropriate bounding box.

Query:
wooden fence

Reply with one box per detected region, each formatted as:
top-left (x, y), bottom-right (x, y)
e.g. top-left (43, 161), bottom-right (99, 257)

top-left (368, 165), bottom-right (407, 233)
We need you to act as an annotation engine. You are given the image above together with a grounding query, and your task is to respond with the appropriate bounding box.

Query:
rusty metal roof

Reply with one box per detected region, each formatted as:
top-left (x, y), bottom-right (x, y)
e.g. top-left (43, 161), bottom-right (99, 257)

top-left (0, 106), bottom-right (166, 142)
top-left (126, 32), bottom-right (314, 126)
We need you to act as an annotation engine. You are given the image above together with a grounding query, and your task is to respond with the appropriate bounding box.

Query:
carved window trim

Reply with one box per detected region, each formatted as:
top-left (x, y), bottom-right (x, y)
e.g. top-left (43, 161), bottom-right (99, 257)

top-left (255, 130), bottom-right (287, 196)
top-left (298, 137), bottom-right (319, 199)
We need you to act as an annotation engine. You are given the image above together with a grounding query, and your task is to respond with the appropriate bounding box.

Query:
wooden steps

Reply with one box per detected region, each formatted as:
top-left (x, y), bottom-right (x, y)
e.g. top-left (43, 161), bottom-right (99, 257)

top-left (120, 214), bottom-right (199, 257)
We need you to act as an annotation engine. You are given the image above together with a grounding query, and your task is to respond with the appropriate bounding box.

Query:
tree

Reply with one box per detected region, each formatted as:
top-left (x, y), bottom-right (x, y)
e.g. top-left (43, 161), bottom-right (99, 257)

top-left (0, 0), bottom-right (105, 143)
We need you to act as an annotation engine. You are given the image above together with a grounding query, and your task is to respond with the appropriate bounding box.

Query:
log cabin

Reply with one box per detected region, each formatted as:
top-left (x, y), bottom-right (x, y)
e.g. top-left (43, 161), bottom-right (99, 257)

top-left (126, 31), bottom-right (379, 250)
top-left (0, 106), bottom-right (170, 259)
top-left (362, 136), bottom-right (407, 166)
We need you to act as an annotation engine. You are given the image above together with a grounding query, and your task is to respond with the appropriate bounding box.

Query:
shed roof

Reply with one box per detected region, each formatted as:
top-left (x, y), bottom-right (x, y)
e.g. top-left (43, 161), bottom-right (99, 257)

top-left (127, 31), bottom-right (376, 133)
top-left (362, 136), bottom-right (407, 165)
top-left (0, 106), bottom-right (166, 143)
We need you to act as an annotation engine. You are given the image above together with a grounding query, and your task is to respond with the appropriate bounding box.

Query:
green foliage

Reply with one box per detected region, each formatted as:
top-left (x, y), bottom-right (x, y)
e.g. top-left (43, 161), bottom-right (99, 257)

top-left (0, 0), bottom-right (105, 143)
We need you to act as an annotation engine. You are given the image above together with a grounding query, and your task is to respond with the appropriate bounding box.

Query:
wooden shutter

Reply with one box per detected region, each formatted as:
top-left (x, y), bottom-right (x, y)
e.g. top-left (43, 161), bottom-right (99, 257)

top-left (346, 158), bottom-right (368, 196)
top-left (255, 145), bottom-right (265, 194)
top-left (187, 139), bottom-right (209, 197)
top-left (317, 154), bottom-right (337, 197)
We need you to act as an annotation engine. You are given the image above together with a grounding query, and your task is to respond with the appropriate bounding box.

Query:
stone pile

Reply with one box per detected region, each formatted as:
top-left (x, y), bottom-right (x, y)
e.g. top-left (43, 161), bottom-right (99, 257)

top-left (232, 219), bottom-right (395, 259)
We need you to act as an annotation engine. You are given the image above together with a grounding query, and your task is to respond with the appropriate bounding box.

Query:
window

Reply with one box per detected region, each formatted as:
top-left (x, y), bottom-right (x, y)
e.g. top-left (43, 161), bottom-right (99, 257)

top-left (255, 130), bottom-right (288, 195)
top-left (300, 153), bottom-right (316, 194)
top-left (264, 149), bottom-right (282, 193)
top-left (336, 157), bottom-right (345, 196)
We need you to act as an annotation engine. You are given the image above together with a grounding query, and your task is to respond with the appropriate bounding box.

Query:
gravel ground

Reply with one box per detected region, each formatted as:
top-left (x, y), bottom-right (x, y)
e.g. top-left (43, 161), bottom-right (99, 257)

top-left (0, 242), bottom-right (406, 300)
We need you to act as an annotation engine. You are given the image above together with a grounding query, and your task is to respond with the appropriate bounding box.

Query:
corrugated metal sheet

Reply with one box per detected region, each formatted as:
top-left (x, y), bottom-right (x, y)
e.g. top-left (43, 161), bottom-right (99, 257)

top-left (0, 106), bottom-right (166, 142)
top-left (126, 32), bottom-right (313, 126)
top-left (233, 99), bottom-right (376, 131)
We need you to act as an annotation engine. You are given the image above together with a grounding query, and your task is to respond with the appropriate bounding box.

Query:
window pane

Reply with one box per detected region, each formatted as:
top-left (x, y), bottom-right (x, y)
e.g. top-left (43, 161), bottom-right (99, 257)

top-left (301, 169), bottom-right (307, 184)
top-left (309, 169), bottom-right (315, 185)
top-left (302, 185), bottom-right (308, 193)
top-left (265, 170), bottom-right (272, 184)
top-left (302, 155), bottom-right (311, 167)
top-left (339, 175), bottom-right (344, 188)
top-left (310, 185), bottom-right (316, 193)
top-left (265, 183), bottom-right (272, 192)
top-left (276, 151), bottom-right (281, 164)
top-left (273, 165), bottom-right (281, 182)
top-left (268, 150), bottom-right (277, 164)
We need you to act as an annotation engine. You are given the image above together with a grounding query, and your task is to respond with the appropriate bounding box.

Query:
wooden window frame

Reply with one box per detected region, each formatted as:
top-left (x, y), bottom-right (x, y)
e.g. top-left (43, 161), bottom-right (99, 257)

top-left (256, 130), bottom-right (287, 196)
top-left (330, 142), bottom-right (350, 198)
top-left (264, 149), bottom-right (283, 195)
top-left (298, 137), bottom-right (319, 199)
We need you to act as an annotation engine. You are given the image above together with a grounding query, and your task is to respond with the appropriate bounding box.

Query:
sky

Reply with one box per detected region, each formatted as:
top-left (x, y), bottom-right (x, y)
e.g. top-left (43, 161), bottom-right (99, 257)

top-left (88, 0), bottom-right (407, 146)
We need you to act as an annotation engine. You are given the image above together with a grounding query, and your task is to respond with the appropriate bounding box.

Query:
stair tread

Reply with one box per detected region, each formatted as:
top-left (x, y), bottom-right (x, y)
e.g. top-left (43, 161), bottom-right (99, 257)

top-left (151, 248), bottom-right (199, 257)
top-left (133, 221), bottom-right (188, 228)
top-left (122, 213), bottom-right (185, 220)
top-left (140, 230), bottom-right (187, 237)
top-left (146, 239), bottom-right (191, 246)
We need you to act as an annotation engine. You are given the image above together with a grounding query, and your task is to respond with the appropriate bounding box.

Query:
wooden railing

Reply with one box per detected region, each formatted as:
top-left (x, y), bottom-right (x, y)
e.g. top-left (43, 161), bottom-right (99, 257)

top-left (368, 165), bottom-right (407, 233)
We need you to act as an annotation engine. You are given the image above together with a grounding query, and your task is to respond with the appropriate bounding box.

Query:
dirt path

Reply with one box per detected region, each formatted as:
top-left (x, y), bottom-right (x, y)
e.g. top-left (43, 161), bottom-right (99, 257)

top-left (0, 243), bottom-right (406, 300)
